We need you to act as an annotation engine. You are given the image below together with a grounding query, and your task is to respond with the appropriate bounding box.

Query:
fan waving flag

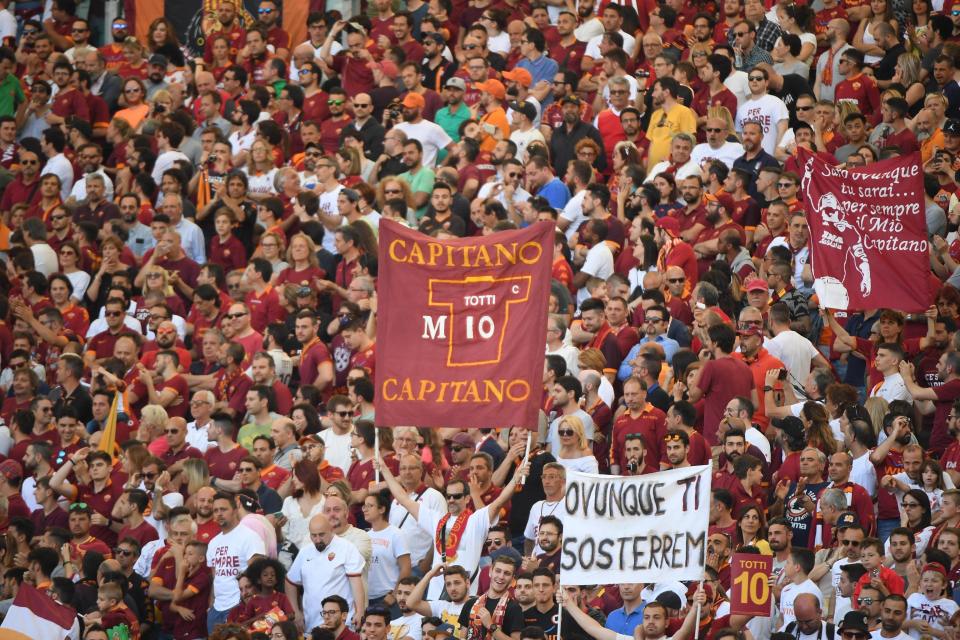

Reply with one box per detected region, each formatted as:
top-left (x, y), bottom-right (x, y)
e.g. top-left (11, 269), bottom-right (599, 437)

top-left (375, 220), bottom-right (553, 429)
top-left (798, 148), bottom-right (930, 312)
top-left (1, 583), bottom-right (78, 640)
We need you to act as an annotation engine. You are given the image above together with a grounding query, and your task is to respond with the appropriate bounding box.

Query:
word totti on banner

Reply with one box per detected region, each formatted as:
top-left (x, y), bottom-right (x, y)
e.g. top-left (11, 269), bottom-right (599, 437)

top-left (798, 148), bottom-right (929, 312)
top-left (730, 553), bottom-right (773, 617)
top-left (560, 466), bottom-right (712, 585)
top-left (374, 220), bottom-right (553, 429)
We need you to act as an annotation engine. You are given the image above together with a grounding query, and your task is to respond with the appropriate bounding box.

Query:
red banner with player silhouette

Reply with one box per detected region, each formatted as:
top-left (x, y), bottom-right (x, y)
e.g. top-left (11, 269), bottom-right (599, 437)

top-left (375, 220), bottom-right (553, 429)
top-left (798, 148), bottom-right (930, 312)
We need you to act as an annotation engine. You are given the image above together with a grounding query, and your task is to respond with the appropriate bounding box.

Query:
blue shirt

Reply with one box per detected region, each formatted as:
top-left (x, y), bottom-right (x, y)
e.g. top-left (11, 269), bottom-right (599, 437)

top-left (617, 335), bottom-right (681, 381)
top-left (517, 55), bottom-right (559, 99)
top-left (537, 177), bottom-right (571, 210)
top-left (605, 605), bottom-right (645, 636)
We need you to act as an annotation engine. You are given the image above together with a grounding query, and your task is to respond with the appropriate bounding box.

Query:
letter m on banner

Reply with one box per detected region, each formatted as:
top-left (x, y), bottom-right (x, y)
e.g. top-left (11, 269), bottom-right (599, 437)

top-left (375, 220), bottom-right (553, 429)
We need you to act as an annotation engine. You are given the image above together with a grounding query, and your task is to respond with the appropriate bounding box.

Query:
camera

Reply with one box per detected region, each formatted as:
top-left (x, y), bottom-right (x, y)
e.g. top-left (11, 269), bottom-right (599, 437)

top-left (626, 460), bottom-right (638, 473)
top-left (155, 104), bottom-right (165, 114)
top-left (389, 108), bottom-right (400, 119)
top-left (777, 369), bottom-right (788, 381)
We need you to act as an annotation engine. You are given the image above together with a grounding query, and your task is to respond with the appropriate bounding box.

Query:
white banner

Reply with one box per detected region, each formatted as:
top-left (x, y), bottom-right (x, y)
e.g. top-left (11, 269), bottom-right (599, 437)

top-left (560, 466), bottom-right (712, 585)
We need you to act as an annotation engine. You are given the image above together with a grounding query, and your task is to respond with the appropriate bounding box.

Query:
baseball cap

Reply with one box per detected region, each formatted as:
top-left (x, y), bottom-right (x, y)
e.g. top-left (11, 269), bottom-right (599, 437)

top-left (0, 459), bottom-right (22, 481)
top-left (489, 545), bottom-right (522, 564)
top-left (476, 78), bottom-right (506, 100)
top-left (508, 100), bottom-right (537, 122)
top-left (743, 277), bottom-right (768, 293)
top-left (838, 611), bottom-right (870, 636)
top-left (654, 216), bottom-right (680, 238)
top-left (771, 416), bottom-right (804, 439)
top-left (367, 59), bottom-right (399, 80)
top-left (401, 92), bottom-right (426, 109)
top-left (502, 68), bottom-right (532, 87)
top-left (451, 433), bottom-right (474, 448)
top-left (945, 119), bottom-right (960, 136)
top-left (299, 434), bottom-right (323, 446)
top-left (705, 191), bottom-right (736, 214)
top-left (835, 511), bottom-right (859, 530)
top-left (560, 94), bottom-right (581, 106)
top-left (148, 54), bottom-right (168, 67)
top-left (922, 562), bottom-right (948, 578)
top-left (445, 77), bottom-right (466, 91)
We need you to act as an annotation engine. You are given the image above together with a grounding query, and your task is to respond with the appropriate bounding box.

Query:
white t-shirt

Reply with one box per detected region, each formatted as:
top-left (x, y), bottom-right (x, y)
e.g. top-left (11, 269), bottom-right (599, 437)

top-left (229, 128), bottom-right (257, 156)
top-left (394, 120), bottom-right (453, 168)
top-left (851, 452), bottom-right (878, 496)
top-left (0, 8), bottom-right (15, 42)
top-left (735, 94), bottom-right (790, 155)
top-left (429, 600), bottom-right (468, 636)
top-left (510, 127), bottom-right (546, 163)
top-left (745, 426), bottom-right (772, 463)
top-left (69, 168), bottom-right (115, 202)
top-left (287, 534), bottom-right (366, 632)
top-left (872, 632), bottom-right (913, 640)
top-left (243, 166), bottom-right (279, 195)
top-left (871, 373), bottom-right (913, 404)
top-left (391, 613), bottom-right (424, 640)
top-left (559, 190), bottom-right (587, 240)
top-left (576, 243), bottom-right (614, 303)
top-left (206, 523), bottom-right (266, 610)
top-left (556, 455), bottom-right (599, 474)
top-left (905, 593), bottom-right (959, 639)
top-left (30, 244), bottom-right (59, 278)
top-left (368, 525), bottom-right (410, 600)
top-left (646, 159), bottom-right (699, 182)
top-left (691, 141), bottom-right (745, 170)
top-left (152, 149), bottom-right (190, 185)
top-left (725, 70), bottom-right (751, 107)
top-left (778, 579), bottom-right (823, 629)
top-left (42, 153), bottom-right (74, 200)
top-left (524, 499), bottom-right (565, 555)
top-left (585, 30), bottom-right (636, 57)
top-left (388, 486), bottom-right (447, 565)
top-left (419, 505), bottom-right (494, 599)
top-left (316, 184), bottom-right (345, 254)
top-left (766, 330), bottom-right (820, 388)
top-left (320, 427), bottom-right (354, 476)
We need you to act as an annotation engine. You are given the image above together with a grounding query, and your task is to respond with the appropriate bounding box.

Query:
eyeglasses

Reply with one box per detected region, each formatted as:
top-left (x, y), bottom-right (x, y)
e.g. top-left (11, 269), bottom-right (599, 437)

top-left (105, 310), bottom-right (123, 317)
top-left (225, 312), bottom-right (248, 319)
top-left (645, 316), bottom-right (664, 323)
top-left (777, 182), bottom-right (796, 188)
top-left (841, 539), bottom-right (861, 546)
top-left (667, 277), bottom-right (685, 283)
top-left (328, 99), bottom-right (345, 105)
top-left (558, 429), bottom-right (575, 436)
top-left (446, 492), bottom-right (465, 500)
top-left (322, 610), bottom-right (342, 617)
top-left (748, 76), bottom-right (765, 81)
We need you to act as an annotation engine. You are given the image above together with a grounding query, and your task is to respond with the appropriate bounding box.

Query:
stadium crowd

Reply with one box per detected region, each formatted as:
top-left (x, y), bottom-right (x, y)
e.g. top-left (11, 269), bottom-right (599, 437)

top-left (6, 0), bottom-right (960, 639)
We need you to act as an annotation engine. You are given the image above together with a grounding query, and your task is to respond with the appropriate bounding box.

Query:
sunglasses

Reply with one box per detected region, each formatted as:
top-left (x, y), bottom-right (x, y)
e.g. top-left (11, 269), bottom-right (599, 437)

top-left (124, 87), bottom-right (142, 93)
top-left (69, 502), bottom-right (89, 511)
top-left (841, 539), bottom-right (861, 546)
top-left (165, 429), bottom-right (182, 435)
top-left (225, 312), bottom-right (248, 319)
top-left (558, 429), bottom-right (575, 436)
top-left (796, 105), bottom-right (814, 111)
top-left (105, 310), bottom-right (123, 317)
top-left (645, 316), bottom-right (664, 323)
top-left (451, 445), bottom-right (467, 452)
top-left (299, 68), bottom-right (312, 75)
top-left (354, 103), bottom-right (371, 108)
top-left (328, 99), bottom-right (345, 105)
top-left (258, 7), bottom-right (273, 13)
top-left (664, 433), bottom-right (684, 442)
top-left (902, 502), bottom-right (921, 508)
top-left (705, 127), bottom-right (723, 133)
top-left (142, 472), bottom-right (158, 479)
top-left (52, 215), bottom-right (68, 221)
top-left (778, 183), bottom-right (796, 188)
top-left (114, 548), bottom-right (134, 556)
top-left (446, 492), bottom-right (465, 500)
top-left (19, 159), bottom-right (38, 165)
top-left (335, 410), bottom-right (353, 417)
top-left (748, 76), bottom-right (765, 81)
top-left (667, 277), bottom-right (685, 283)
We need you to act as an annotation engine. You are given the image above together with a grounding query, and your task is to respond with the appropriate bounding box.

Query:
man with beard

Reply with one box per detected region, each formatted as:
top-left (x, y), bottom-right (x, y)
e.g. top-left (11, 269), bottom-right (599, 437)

top-left (692, 113), bottom-right (744, 174)
top-left (0, 145), bottom-right (42, 217)
top-left (339, 92), bottom-right (384, 160)
top-left (645, 77), bottom-right (697, 171)
top-left (663, 429), bottom-right (691, 469)
top-left (768, 517), bottom-right (793, 579)
top-left (563, 586), bottom-right (707, 640)
top-left (548, 11), bottom-right (586, 75)
top-left (693, 54), bottom-right (739, 131)
top-left (572, 219), bottom-right (613, 304)
top-left (732, 121), bottom-right (780, 194)
top-left (207, 493), bottom-right (266, 629)
top-left (473, 78), bottom-right (510, 153)
top-left (390, 578), bottom-right (424, 640)
top-left (901, 352), bottom-right (960, 456)
top-left (117, 194), bottom-right (154, 260)
top-left (72, 174), bottom-right (120, 231)
top-left (204, 1), bottom-right (247, 63)
top-left (576, 297), bottom-right (622, 377)
top-left (99, 17), bottom-right (130, 70)
top-left (870, 416), bottom-right (916, 541)
top-left (397, 139), bottom-right (435, 218)
top-left (457, 556), bottom-right (525, 640)
top-left (144, 54), bottom-right (168, 99)
top-left (434, 79), bottom-right (470, 148)
top-left (692, 192), bottom-right (744, 275)
top-left (257, 0), bottom-right (289, 59)
top-left (392, 92), bottom-right (453, 168)
top-left (549, 95), bottom-right (604, 178)
top-left (873, 594), bottom-right (909, 640)
top-left (514, 572), bottom-right (536, 614)
top-left (770, 448), bottom-right (830, 548)
top-left (68, 143), bottom-right (115, 204)
top-left (619, 107), bottom-right (650, 157)
top-left (227, 100), bottom-right (259, 164)
top-left (610, 377), bottom-right (666, 474)
top-left (408, 565), bottom-right (473, 634)
top-left (139, 350), bottom-right (190, 420)
top-left (47, 61), bottom-right (88, 127)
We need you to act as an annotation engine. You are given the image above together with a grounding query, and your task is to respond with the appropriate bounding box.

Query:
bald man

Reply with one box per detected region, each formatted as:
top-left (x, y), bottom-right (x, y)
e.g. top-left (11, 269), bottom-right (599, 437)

top-left (286, 514), bottom-right (367, 632)
top-left (323, 495), bottom-right (372, 567)
top-left (339, 92), bottom-right (385, 160)
top-left (785, 593), bottom-right (826, 636)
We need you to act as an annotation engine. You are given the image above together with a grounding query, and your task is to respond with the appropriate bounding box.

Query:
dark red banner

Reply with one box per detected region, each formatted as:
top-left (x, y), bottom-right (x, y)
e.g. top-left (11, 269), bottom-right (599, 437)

top-left (374, 220), bottom-right (553, 429)
top-left (730, 553), bottom-right (773, 616)
top-left (798, 148), bottom-right (930, 312)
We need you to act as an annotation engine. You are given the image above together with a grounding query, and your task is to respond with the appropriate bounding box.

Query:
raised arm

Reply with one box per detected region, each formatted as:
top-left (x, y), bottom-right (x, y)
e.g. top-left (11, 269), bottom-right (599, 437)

top-left (375, 457), bottom-right (420, 520)
top-left (487, 461), bottom-right (526, 524)
top-left (407, 564), bottom-right (445, 617)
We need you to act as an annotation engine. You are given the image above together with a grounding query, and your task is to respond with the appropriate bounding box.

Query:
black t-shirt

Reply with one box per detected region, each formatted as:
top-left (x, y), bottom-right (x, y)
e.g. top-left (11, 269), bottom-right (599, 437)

top-left (523, 604), bottom-right (559, 635)
top-left (774, 74), bottom-right (812, 127)
top-left (874, 44), bottom-right (906, 82)
top-left (458, 596), bottom-right (525, 638)
top-left (506, 449), bottom-right (555, 536)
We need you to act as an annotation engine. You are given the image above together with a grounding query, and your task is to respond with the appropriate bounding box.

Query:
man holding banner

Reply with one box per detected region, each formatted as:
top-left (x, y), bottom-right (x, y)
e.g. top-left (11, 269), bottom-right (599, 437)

top-left (560, 586), bottom-right (708, 640)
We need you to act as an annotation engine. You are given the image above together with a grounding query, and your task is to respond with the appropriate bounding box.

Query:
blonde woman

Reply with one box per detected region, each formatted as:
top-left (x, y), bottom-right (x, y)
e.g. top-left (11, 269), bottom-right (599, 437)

top-left (336, 147), bottom-right (364, 188)
top-left (182, 459), bottom-right (210, 510)
top-left (256, 231), bottom-right (289, 283)
top-left (554, 416), bottom-right (598, 473)
top-left (135, 265), bottom-right (186, 318)
top-left (274, 233), bottom-right (326, 292)
top-left (139, 405), bottom-right (170, 456)
top-left (892, 53), bottom-right (924, 112)
top-left (376, 177), bottom-right (414, 211)
top-left (242, 139), bottom-right (279, 201)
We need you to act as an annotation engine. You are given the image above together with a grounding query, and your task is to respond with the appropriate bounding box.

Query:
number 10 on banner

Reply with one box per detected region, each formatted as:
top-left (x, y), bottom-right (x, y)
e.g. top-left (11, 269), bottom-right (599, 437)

top-left (730, 553), bottom-right (773, 617)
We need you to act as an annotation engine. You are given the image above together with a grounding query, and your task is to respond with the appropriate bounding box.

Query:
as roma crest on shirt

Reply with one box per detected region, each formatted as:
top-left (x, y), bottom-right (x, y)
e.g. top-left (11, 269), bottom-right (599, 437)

top-left (852, 81), bottom-right (861, 91)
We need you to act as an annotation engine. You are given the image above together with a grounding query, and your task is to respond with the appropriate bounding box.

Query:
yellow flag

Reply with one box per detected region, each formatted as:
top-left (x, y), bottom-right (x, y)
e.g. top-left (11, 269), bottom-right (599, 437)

top-left (98, 390), bottom-right (121, 458)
